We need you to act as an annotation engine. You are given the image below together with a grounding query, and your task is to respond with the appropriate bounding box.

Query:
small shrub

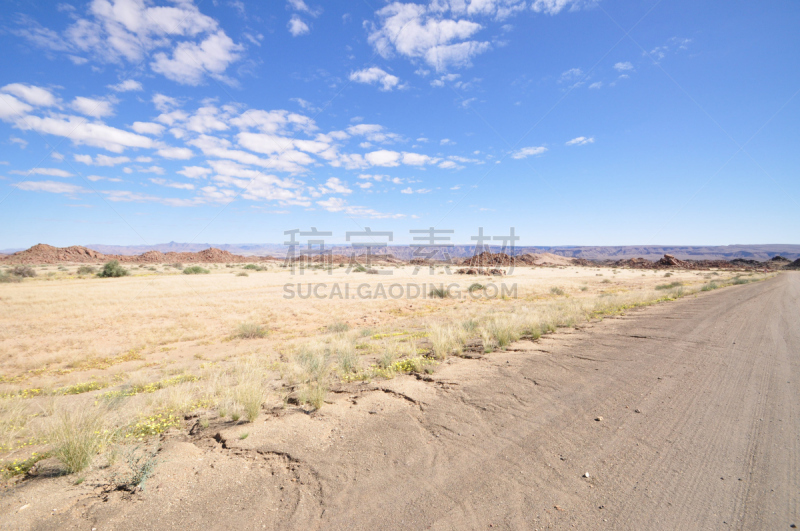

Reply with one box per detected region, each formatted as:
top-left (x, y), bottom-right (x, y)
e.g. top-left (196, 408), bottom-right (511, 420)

top-left (429, 286), bottom-right (450, 298)
top-left (77, 265), bottom-right (96, 275)
top-left (550, 286), bottom-right (565, 296)
top-left (243, 264), bottom-right (265, 271)
top-left (352, 265), bottom-right (367, 273)
top-left (601, 279), bottom-right (611, 284)
top-left (664, 272), bottom-right (672, 277)
top-left (701, 282), bottom-right (718, 291)
top-left (299, 384), bottom-right (326, 410)
top-left (114, 446), bottom-right (159, 492)
top-left (236, 323), bottom-right (268, 339)
top-left (171, 263), bottom-right (184, 269)
top-left (11, 265), bottom-right (36, 277)
top-left (98, 260), bottom-right (129, 278)
top-left (236, 272), bottom-right (249, 277)
top-left (656, 282), bottom-right (683, 290)
top-left (579, 286), bottom-right (588, 291)
top-left (468, 283), bottom-right (485, 293)
top-left (183, 266), bottom-right (210, 275)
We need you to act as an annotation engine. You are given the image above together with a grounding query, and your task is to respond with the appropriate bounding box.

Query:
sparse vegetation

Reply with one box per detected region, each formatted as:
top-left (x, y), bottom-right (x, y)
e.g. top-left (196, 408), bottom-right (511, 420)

top-left (114, 445), bottom-right (159, 492)
top-left (429, 286), bottom-right (450, 298)
top-left (183, 266), bottom-right (210, 275)
top-left (77, 265), bottom-right (96, 275)
top-left (327, 321), bottom-right (350, 333)
top-left (468, 283), bottom-right (485, 293)
top-left (550, 286), bottom-right (566, 296)
top-left (235, 323), bottom-right (268, 339)
top-left (656, 282), bottom-right (683, 290)
top-left (11, 265), bottom-right (37, 278)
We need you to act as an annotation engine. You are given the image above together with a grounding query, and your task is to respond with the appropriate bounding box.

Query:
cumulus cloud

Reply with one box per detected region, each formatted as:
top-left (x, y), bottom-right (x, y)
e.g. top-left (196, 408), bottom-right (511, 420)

top-left (349, 67), bottom-right (402, 91)
top-left (17, 0), bottom-right (243, 85)
top-left (288, 15), bottom-right (310, 36)
top-left (157, 147), bottom-right (194, 160)
top-left (1, 83), bottom-right (58, 106)
top-left (150, 178), bottom-right (195, 190)
top-left (107, 79), bottom-right (142, 92)
top-left (177, 166), bottom-right (212, 179)
top-left (71, 96), bottom-right (115, 118)
top-left (613, 61), bottom-right (633, 71)
top-left (132, 121), bottom-right (165, 135)
top-left (566, 136), bottom-right (594, 146)
top-left (73, 154), bottom-right (130, 166)
top-left (512, 146), bottom-right (547, 159)
top-left (367, 3), bottom-right (490, 72)
top-left (531, 0), bottom-right (598, 15)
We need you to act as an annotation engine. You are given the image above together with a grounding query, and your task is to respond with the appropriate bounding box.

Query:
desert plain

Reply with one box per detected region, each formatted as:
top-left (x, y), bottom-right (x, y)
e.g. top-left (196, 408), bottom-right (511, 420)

top-left (0, 255), bottom-right (796, 530)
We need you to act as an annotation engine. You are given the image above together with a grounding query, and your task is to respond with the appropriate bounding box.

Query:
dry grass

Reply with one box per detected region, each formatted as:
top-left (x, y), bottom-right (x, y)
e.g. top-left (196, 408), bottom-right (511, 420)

top-left (49, 407), bottom-right (109, 474)
top-left (0, 264), bottom-right (771, 459)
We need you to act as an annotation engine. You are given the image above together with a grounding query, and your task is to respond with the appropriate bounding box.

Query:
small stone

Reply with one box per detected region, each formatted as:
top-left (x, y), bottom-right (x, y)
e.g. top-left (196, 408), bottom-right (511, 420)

top-left (595, 416), bottom-right (603, 422)
top-left (583, 472), bottom-right (590, 478)
top-left (634, 409), bottom-right (641, 413)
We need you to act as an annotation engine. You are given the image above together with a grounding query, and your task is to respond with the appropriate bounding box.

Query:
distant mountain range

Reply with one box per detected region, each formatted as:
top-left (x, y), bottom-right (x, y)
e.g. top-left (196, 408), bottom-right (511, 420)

top-left (3, 242), bottom-right (797, 261)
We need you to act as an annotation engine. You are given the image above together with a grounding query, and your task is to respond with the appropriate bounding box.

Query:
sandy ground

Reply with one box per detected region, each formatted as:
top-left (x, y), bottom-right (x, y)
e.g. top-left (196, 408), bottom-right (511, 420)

top-left (1, 272), bottom-right (796, 529)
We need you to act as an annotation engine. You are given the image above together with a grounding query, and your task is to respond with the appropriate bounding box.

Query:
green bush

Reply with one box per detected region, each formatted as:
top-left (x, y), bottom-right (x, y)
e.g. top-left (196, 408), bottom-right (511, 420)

top-left (655, 282), bottom-right (683, 290)
top-left (77, 265), bottom-right (96, 275)
top-left (550, 286), bottom-right (565, 296)
top-left (97, 261), bottom-right (129, 278)
top-left (243, 264), bottom-right (265, 271)
top-left (701, 282), bottom-right (718, 291)
top-left (183, 266), bottom-right (210, 275)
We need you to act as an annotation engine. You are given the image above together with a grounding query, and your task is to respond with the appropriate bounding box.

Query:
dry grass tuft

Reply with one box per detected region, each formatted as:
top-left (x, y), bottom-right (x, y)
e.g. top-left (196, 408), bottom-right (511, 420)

top-left (49, 407), bottom-right (109, 474)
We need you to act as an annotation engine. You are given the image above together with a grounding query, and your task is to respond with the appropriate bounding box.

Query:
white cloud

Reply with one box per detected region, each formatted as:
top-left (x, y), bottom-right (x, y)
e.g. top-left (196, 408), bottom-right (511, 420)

top-left (440, 138), bottom-right (454, 145)
top-left (19, 0), bottom-right (243, 85)
top-left (566, 136), bottom-right (594, 146)
top-left (11, 167), bottom-right (74, 177)
top-left (151, 31), bottom-right (243, 85)
top-left (288, 15), bottom-right (310, 37)
top-left (0, 95), bottom-right (33, 119)
top-left (10, 137), bottom-right (28, 149)
top-left (560, 67), bottom-right (583, 82)
top-left (74, 154), bottom-right (131, 166)
top-left (177, 166), bottom-right (212, 179)
top-left (349, 67), bottom-right (402, 91)
top-left (288, 0), bottom-right (322, 17)
top-left (1, 83), bottom-right (58, 106)
top-left (51, 151), bottom-right (65, 161)
top-left (531, 0), bottom-right (597, 15)
top-left (316, 196), bottom-right (404, 218)
top-left (10, 113), bottom-right (155, 153)
top-left (107, 79), bottom-right (142, 92)
top-left (346, 123), bottom-right (401, 143)
top-left (150, 178), bottom-right (195, 190)
top-left (438, 160), bottom-right (460, 169)
top-left (157, 147), bottom-right (194, 160)
top-left (317, 177), bottom-right (352, 195)
top-left (138, 165), bottom-right (165, 175)
top-left (401, 187), bottom-right (413, 194)
top-left (431, 73), bottom-right (460, 87)
top-left (402, 152), bottom-right (437, 166)
top-left (589, 81), bottom-right (603, 89)
top-left (71, 96), bottom-right (115, 118)
top-left (512, 146), bottom-right (547, 159)
top-left (367, 2), bottom-right (492, 71)
top-left (131, 121), bottom-right (164, 135)
top-left (613, 61), bottom-right (633, 71)
top-left (153, 94), bottom-right (179, 113)
top-left (365, 149), bottom-right (401, 167)
top-left (357, 182), bottom-right (373, 189)
top-left (13, 180), bottom-right (84, 194)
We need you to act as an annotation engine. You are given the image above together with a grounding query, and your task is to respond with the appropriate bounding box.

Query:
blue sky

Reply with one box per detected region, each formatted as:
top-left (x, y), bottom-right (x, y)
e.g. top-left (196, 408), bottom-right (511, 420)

top-left (0, 0), bottom-right (798, 248)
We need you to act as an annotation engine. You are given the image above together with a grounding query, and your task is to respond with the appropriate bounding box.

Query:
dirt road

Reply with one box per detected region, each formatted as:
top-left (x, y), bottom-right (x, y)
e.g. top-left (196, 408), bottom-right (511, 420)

top-left (8, 273), bottom-right (798, 530)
